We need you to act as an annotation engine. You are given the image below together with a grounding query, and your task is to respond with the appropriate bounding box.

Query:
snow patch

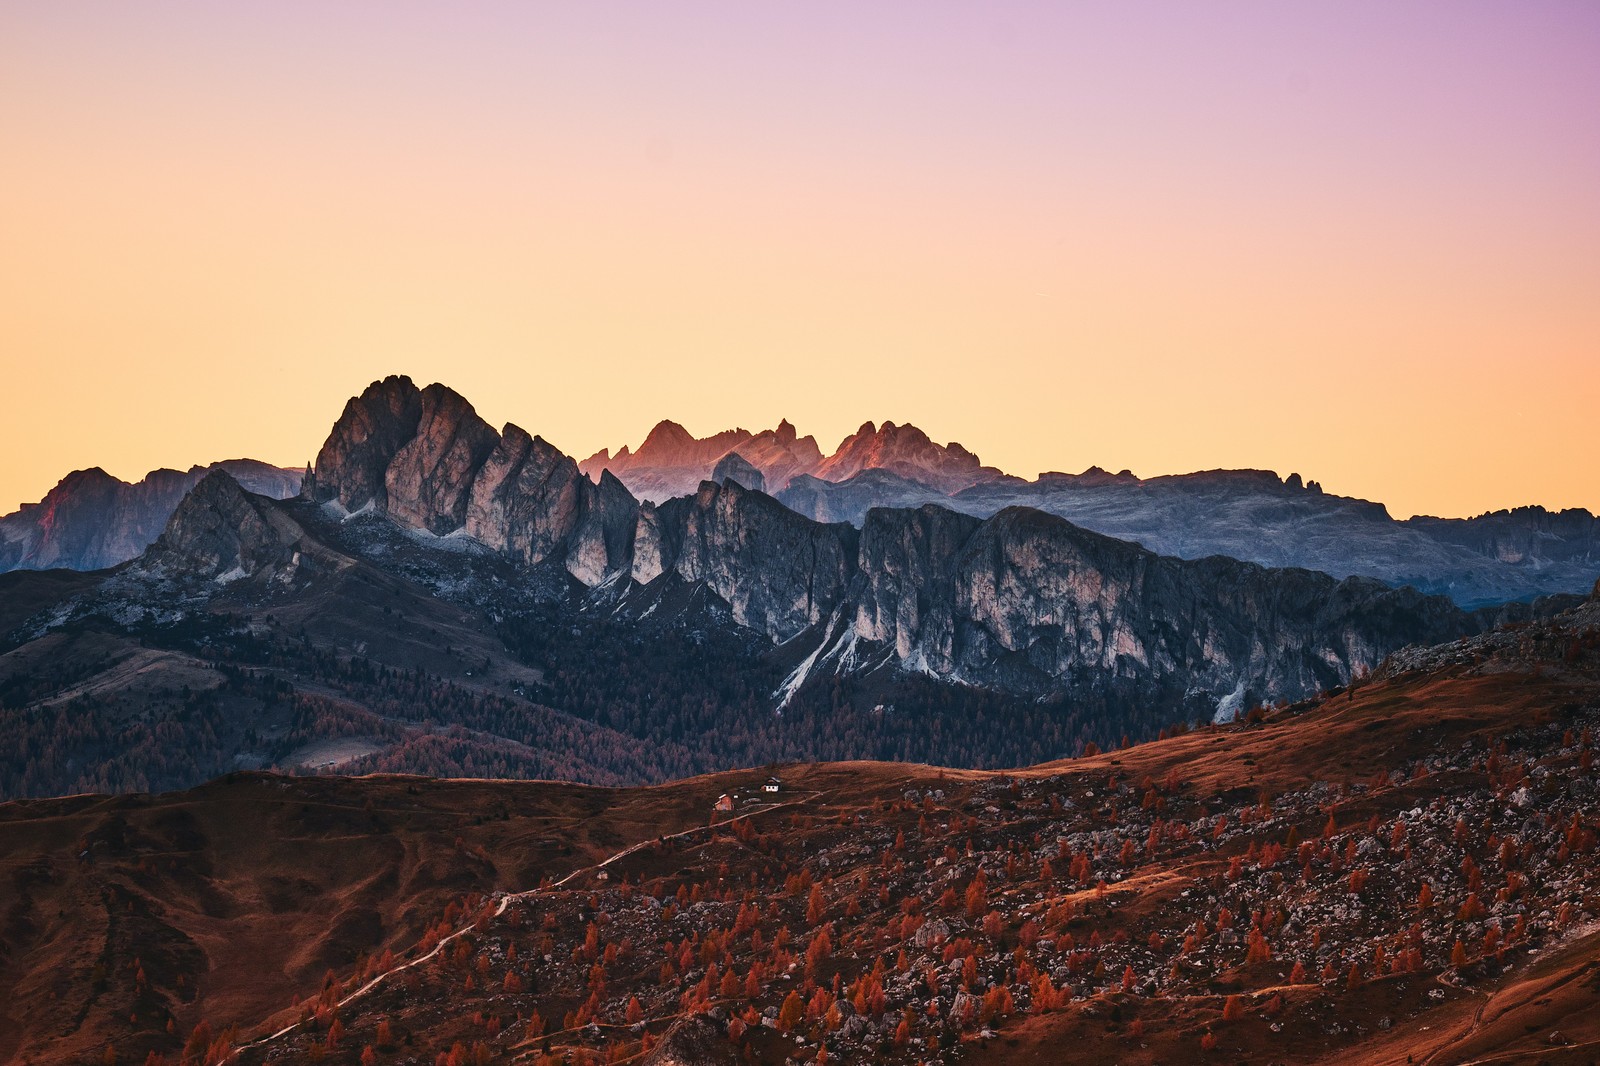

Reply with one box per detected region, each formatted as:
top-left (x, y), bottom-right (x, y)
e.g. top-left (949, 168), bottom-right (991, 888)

top-left (774, 608), bottom-right (852, 711)
top-left (1212, 677), bottom-right (1249, 724)
top-left (402, 525), bottom-right (490, 555)
top-left (214, 565), bottom-right (248, 585)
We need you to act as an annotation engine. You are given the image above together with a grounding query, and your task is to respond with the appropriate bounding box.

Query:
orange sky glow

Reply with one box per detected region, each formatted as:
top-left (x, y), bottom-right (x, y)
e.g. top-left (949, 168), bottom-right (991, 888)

top-left (2, 3), bottom-right (1597, 519)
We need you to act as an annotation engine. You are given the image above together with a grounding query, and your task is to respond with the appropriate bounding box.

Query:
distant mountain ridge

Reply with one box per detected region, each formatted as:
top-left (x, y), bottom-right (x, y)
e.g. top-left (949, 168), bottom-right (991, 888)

top-left (4, 391), bottom-right (1596, 608)
top-left (0, 460), bottom-right (301, 572)
top-left (579, 416), bottom-right (1003, 501)
top-left (582, 417), bottom-right (1600, 607)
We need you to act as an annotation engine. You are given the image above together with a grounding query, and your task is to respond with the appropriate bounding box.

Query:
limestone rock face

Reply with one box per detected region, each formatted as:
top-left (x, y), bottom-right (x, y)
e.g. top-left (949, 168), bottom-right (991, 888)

top-left (291, 378), bottom-right (1506, 713)
top-left (629, 502), bottom-right (670, 585)
top-left (309, 375), bottom-right (425, 512)
top-left (383, 384), bottom-right (500, 535)
top-left (465, 424), bottom-right (587, 565)
top-left (144, 471), bottom-right (308, 580)
top-left (860, 505), bottom-right (1474, 705)
top-left (853, 504), bottom-right (982, 663)
top-left (566, 471), bottom-right (639, 586)
top-left (308, 378), bottom-right (639, 585)
top-left (650, 481), bottom-right (857, 641)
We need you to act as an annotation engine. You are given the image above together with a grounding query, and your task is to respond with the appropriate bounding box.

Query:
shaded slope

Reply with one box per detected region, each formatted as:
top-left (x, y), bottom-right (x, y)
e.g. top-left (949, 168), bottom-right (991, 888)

top-left (2, 594), bottom-right (1598, 1065)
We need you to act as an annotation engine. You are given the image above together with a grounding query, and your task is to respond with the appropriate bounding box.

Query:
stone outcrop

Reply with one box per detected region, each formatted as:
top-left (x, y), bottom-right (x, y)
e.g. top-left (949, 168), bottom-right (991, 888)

top-left (639, 481), bottom-right (857, 640)
top-left (852, 504), bottom-right (983, 663)
top-left (307, 374), bottom-right (424, 513)
top-left (0, 461), bottom-right (301, 573)
top-left (465, 424), bottom-right (589, 565)
top-left (710, 452), bottom-right (765, 493)
top-left (308, 376), bottom-right (638, 584)
top-left (934, 507), bottom-right (1467, 702)
top-left (383, 384), bottom-right (500, 534)
top-left (143, 471), bottom-right (312, 580)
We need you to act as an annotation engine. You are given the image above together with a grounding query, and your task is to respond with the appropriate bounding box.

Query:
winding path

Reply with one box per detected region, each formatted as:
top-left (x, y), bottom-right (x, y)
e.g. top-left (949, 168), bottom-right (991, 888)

top-left (225, 791), bottom-right (825, 1062)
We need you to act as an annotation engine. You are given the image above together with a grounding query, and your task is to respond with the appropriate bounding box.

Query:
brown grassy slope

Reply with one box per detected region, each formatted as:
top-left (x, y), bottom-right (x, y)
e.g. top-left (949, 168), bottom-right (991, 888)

top-left (0, 769), bottom-right (771, 1066)
top-left (2, 650), bottom-right (1597, 1065)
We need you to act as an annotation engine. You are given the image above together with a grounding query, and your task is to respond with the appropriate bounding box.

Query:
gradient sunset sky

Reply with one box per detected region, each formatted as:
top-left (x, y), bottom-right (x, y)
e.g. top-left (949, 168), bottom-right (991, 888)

top-left (3, 2), bottom-right (1597, 519)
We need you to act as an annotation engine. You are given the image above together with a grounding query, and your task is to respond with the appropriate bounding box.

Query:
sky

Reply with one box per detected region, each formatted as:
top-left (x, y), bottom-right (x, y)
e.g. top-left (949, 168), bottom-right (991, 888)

top-left (2, 2), bottom-right (1597, 520)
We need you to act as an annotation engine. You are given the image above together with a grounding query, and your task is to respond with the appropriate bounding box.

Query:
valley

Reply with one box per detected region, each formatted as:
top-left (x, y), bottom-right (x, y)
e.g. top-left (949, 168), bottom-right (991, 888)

top-left (3, 593), bottom-right (1599, 1065)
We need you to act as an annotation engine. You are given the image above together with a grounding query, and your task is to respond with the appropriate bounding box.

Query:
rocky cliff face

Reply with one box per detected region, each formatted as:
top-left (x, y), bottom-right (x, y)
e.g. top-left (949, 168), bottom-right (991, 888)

top-left (307, 374), bottom-right (424, 513)
top-left (636, 481), bottom-right (857, 641)
top-left (0, 460), bottom-right (301, 573)
top-left (784, 466), bottom-right (1600, 608)
top-left (383, 383), bottom-right (502, 534)
top-left (287, 378), bottom-right (1519, 714)
top-left (308, 376), bottom-right (638, 585)
top-left (143, 470), bottom-right (315, 581)
top-left (822, 504), bottom-right (1475, 712)
top-left (852, 505), bottom-right (983, 663)
top-left (710, 452), bottom-right (765, 493)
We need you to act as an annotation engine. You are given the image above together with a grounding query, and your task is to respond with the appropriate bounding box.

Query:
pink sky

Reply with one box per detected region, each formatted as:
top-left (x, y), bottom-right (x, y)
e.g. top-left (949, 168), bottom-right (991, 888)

top-left (2, 2), bottom-right (1597, 518)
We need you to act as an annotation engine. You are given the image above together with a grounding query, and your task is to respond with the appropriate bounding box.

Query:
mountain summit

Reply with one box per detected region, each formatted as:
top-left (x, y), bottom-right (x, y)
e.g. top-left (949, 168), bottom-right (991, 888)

top-left (577, 415), bottom-right (1004, 501)
top-left (292, 377), bottom-right (1497, 717)
top-left (0, 459), bottom-right (301, 572)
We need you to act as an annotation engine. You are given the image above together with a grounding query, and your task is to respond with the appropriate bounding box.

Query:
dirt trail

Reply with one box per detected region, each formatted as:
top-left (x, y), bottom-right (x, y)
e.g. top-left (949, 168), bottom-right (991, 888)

top-left (225, 791), bottom-right (826, 1061)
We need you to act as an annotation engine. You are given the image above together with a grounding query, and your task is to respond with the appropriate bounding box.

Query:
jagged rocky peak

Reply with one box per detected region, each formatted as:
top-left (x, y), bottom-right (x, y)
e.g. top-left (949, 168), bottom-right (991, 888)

top-left (308, 375), bottom-right (503, 533)
top-left (583, 415), bottom-right (1002, 502)
top-left (51, 466), bottom-right (124, 495)
top-left (609, 419), bottom-right (755, 473)
top-left (639, 479), bottom-right (857, 641)
top-left (144, 471), bottom-right (308, 580)
top-left (814, 420), bottom-right (1004, 493)
top-left (465, 423), bottom-right (587, 564)
top-left (638, 418), bottom-right (701, 454)
top-left (383, 383), bottom-right (500, 535)
top-left (579, 418), bottom-right (821, 502)
top-left (308, 374), bottom-right (425, 512)
top-left (304, 377), bottom-right (641, 584)
top-left (710, 452), bottom-right (765, 493)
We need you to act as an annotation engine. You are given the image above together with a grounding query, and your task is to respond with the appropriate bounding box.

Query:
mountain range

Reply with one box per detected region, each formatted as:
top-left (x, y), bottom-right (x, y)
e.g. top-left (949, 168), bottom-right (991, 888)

top-left (290, 376), bottom-right (1549, 710)
top-left (1, 376), bottom-right (1591, 804)
top-left (7, 403), bottom-right (1595, 609)
top-left (585, 417), bottom-right (1599, 608)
